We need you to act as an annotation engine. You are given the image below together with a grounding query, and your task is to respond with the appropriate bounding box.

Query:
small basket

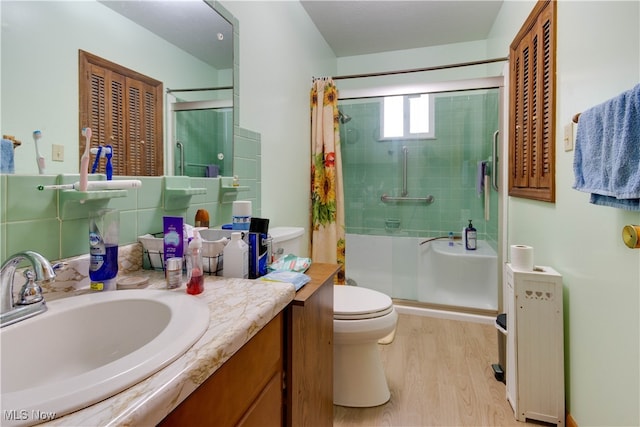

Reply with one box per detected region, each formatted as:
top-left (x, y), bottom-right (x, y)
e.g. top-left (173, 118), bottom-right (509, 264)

top-left (138, 233), bottom-right (228, 275)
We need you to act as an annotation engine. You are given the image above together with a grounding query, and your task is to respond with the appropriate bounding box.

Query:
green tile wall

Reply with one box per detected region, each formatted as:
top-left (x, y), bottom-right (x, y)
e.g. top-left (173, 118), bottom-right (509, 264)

top-left (175, 108), bottom-right (233, 177)
top-left (0, 126), bottom-right (260, 263)
top-left (339, 90), bottom-right (499, 247)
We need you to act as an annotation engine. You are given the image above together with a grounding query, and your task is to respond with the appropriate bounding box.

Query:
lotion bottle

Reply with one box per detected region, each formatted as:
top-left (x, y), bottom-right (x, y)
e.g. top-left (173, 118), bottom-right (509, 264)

top-left (465, 219), bottom-right (477, 250)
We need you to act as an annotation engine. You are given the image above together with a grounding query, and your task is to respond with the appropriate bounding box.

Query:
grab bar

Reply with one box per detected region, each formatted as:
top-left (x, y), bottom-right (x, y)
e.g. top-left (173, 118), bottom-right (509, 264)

top-left (380, 146), bottom-right (435, 204)
top-left (381, 194), bottom-right (434, 204)
top-left (401, 146), bottom-right (408, 197)
top-left (176, 141), bottom-right (184, 176)
top-left (491, 130), bottom-right (499, 191)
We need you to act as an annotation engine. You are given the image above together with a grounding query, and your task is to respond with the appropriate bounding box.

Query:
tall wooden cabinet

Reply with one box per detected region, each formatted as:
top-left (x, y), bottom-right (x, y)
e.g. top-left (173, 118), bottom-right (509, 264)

top-left (505, 263), bottom-right (564, 425)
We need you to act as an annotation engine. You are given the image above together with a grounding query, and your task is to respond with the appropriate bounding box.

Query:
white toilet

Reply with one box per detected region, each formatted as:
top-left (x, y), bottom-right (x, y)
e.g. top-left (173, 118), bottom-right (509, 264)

top-left (269, 226), bottom-right (305, 260)
top-left (269, 227), bottom-right (398, 407)
top-left (333, 285), bottom-right (398, 407)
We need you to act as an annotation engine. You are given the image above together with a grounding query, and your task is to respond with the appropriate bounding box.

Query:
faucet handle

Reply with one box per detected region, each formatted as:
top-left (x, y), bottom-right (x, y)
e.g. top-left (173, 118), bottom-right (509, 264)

top-left (52, 262), bottom-right (68, 273)
top-left (17, 269), bottom-right (44, 305)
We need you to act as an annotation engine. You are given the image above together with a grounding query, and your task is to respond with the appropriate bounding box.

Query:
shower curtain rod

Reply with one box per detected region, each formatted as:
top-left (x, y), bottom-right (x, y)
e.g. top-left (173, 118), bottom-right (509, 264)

top-left (166, 85), bottom-right (232, 94)
top-left (315, 57), bottom-right (508, 82)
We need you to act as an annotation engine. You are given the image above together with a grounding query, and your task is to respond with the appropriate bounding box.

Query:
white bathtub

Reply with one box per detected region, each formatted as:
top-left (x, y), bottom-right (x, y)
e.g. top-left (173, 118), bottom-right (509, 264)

top-left (418, 240), bottom-right (497, 311)
top-left (346, 234), bottom-right (498, 320)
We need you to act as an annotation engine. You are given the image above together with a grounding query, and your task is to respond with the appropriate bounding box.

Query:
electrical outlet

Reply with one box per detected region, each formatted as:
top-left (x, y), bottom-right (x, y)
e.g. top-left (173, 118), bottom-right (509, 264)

top-left (563, 122), bottom-right (574, 152)
top-left (52, 144), bottom-right (64, 161)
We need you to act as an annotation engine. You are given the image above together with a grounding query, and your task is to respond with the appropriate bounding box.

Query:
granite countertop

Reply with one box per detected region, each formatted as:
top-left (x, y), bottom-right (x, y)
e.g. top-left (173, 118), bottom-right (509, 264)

top-left (38, 263), bottom-right (295, 426)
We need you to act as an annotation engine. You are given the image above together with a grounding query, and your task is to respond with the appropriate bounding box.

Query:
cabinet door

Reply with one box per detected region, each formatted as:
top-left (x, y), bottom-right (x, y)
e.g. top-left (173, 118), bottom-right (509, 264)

top-left (160, 313), bottom-right (283, 427)
top-left (508, 0), bottom-right (556, 202)
top-left (79, 50), bottom-right (164, 176)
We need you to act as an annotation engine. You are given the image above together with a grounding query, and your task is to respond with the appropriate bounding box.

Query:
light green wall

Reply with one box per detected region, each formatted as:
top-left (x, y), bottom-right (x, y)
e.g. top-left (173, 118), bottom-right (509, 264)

top-left (220, 1), bottom-right (336, 237)
top-left (488, 1), bottom-right (640, 425)
top-left (1, 0), bottom-right (228, 175)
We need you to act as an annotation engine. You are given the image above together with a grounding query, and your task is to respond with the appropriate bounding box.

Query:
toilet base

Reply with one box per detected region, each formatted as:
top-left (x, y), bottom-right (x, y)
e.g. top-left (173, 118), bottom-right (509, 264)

top-left (333, 341), bottom-right (391, 407)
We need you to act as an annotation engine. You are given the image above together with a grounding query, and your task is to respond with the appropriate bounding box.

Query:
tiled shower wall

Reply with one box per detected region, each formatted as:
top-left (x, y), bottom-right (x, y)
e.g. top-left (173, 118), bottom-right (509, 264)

top-left (340, 90), bottom-right (499, 247)
top-left (175, 108), bottom-right (233, 178)
top-left (0, 127), bottom-right (260, 263)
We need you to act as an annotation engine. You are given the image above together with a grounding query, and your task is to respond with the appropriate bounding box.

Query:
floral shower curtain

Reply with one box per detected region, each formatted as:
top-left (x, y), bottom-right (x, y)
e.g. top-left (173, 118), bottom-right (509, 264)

top-left (310, 78), bottom-right (345, 284)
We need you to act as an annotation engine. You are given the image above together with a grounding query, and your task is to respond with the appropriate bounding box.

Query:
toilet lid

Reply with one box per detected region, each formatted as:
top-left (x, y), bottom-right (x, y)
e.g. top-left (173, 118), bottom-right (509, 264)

top-left (334, 286), bottom-right (393, 320)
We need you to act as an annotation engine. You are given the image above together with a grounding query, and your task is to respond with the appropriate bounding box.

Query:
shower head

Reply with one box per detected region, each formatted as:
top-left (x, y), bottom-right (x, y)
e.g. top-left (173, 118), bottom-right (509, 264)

top-left (338, 110), bottom-right (352, 124)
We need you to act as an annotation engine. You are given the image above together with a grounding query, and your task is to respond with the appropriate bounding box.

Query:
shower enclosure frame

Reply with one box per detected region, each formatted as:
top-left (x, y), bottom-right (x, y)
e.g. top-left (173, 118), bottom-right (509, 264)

top-left (338, 74), bottom-right (507, 317)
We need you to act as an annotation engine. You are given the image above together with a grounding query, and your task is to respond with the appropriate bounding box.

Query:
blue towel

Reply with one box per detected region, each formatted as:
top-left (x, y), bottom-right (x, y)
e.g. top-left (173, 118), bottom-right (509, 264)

top-left (0, 139), bottom-right (14, 174)
top-left (573, 83), bottom-right (640, 211)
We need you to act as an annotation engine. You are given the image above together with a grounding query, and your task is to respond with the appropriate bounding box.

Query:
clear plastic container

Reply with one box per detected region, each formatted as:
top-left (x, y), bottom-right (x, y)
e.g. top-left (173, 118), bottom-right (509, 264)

top-left (223, 232), bottom-right (248, 279)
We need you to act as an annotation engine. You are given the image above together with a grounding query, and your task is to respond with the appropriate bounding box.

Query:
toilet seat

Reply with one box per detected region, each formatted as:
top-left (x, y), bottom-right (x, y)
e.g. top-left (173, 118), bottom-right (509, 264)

top-left (334, 286), bottom-right (393, 320)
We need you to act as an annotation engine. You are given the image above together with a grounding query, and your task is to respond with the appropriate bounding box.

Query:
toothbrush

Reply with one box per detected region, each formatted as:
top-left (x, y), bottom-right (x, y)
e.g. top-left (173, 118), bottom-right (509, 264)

top-left (33, 130), bottom-right (46, 174)
top-left (80, 127), bottom-right (91, 191)
top-left (90, 145), bottom-right (114, 180)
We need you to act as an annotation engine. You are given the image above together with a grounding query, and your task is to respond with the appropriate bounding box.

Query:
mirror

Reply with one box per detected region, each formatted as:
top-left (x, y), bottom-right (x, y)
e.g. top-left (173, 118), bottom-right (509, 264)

top-left (1, 0), bottom-right (235, 176)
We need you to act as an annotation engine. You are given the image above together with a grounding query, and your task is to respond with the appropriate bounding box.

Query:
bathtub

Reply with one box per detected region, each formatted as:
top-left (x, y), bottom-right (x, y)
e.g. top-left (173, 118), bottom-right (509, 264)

top-left (418, 240), bottom-right (497, 311)
top-left (345, 234), bottom-right (498, 323)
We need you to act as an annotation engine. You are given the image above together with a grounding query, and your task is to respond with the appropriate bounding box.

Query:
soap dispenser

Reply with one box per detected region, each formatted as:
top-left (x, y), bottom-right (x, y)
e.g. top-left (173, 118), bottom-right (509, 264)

top-left (465, 220), bottom-right (477, 250)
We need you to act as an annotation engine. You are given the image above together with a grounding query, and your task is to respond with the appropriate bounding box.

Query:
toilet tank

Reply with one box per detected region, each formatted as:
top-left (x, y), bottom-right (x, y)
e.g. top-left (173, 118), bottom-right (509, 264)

top-left (270, 227), bottom-right (305, 259)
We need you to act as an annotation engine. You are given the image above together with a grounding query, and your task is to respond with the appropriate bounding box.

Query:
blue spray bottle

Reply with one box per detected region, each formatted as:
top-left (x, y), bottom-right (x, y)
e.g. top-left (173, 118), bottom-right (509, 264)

top-left (89, 209), bottom-right (119, 291)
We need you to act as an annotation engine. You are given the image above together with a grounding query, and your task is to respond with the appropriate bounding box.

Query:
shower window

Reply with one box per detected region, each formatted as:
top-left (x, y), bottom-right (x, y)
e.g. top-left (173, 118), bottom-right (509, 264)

top-left (380, 94), bottom-right (435, 140)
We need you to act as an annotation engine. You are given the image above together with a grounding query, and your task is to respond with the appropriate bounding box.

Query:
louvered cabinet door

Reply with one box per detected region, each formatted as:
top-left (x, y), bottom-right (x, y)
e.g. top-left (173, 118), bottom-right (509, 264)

top-left (508, 0), bottom-right (556, 202)
top-left (125, 78), bottom-right (163, 176)
top-left (80, 50), bottom-right (163, 176)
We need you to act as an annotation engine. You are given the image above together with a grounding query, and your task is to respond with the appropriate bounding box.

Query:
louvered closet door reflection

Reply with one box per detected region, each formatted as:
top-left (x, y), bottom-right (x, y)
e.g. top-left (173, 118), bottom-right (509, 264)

top-left (80, 50), bottom-right (163, 176)
top-left (87, 66), bottom-right (126, 175)
top-left (126, 78), bottom-right (161, 176)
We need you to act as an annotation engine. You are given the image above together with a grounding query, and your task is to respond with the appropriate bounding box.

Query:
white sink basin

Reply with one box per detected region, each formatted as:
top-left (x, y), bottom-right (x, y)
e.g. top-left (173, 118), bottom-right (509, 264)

top-left (0, 289), bottom-right (210, 426)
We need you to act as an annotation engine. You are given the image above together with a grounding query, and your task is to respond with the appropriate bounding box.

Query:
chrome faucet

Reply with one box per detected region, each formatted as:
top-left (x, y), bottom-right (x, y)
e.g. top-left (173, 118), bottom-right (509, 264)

top-left (1, 251), bottom-right (58, 327)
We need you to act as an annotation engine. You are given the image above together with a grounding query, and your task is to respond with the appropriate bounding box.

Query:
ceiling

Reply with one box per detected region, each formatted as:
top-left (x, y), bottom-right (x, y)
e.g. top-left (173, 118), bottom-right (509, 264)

top-left (99, 1), bottom-right (233, 70)
top-left (300, 0), bottom-right (504, 57)
top-left (100, 1), bottom-right (503, 70)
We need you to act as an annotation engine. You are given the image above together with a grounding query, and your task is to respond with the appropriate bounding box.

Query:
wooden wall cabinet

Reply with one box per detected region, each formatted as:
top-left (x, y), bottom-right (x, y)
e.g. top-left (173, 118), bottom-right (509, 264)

top-left (508, 0), bottom-right (556, 202)
top-left (79, 50), bottom-right (164, 176)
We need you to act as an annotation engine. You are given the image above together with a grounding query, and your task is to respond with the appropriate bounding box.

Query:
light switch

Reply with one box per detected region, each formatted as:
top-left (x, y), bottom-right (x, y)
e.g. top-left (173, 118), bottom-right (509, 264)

top-left (563, 123), bottom-right (574, 152)
top-left (52, 144), bottom-right (64, 161)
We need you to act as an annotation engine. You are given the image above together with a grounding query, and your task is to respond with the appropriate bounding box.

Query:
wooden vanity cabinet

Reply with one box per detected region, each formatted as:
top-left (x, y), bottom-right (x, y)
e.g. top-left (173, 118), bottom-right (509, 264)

top-left (159, 263), bottom-right (338, 427)
top-left (159, 312), bottom-right (284, 427)
top-left (284, 263), bottom-right (339, 427)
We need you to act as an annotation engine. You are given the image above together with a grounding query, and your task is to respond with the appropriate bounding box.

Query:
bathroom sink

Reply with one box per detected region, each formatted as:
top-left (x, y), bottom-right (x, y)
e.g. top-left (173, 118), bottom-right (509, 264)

top-left (0, 289), bottom-right (210, 426)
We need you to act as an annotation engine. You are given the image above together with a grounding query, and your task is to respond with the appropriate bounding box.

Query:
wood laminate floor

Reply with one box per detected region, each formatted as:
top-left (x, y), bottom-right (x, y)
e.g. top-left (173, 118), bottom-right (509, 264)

top-left (333, 313), bottom-right (534, 427)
